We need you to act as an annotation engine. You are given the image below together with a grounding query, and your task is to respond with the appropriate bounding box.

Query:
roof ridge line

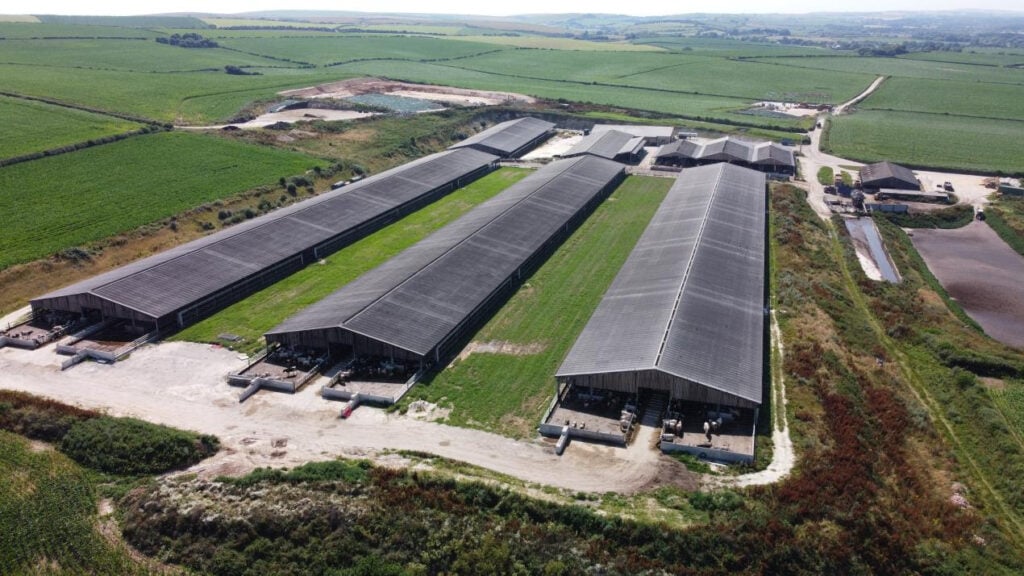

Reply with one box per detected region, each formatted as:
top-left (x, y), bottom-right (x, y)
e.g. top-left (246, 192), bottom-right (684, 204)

top-left (340, 156), bottom-right (589, 330)
top-left (653, 163), bottom-right (726, 367)
top-left (84, 149), bottom-right (463, 295)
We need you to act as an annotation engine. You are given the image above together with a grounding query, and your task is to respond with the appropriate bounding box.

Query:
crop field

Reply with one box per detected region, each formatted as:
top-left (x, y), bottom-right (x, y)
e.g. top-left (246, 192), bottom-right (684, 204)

top-left (902, 50), bottom-right (1024, 67)
top-left (403, 176), bottom-right (672, 438)
top-left (827, 109), bottom-right (1024, 173)
top-left (0, 21), bottom-right (158, 38)
top-left (633, 36), bottom-right (839, 57)
top-left (860, 76), bottom-right (1024, 120)
top-left (217, 35), bottom-right (508, 66)
top-left (202, 17), bottom-right (338, 28)
top-left (0, 38), bottom-right (288, 72)
top-left (173, 169), bottom-right (530, 351)
top-left (0, 63), bottom-right (337, 123)
top-left (0, 431), bottom-right (139, 574)
top-left (0, 131), bottom-right (320, 269)
top-left (450, 34), bottom-right (663, 51)
top-left (446, 49), bottom-right (870, 104)
top-left (331, 60), bottom-right (791, 128)
top-left (0, 95), bottom-right (140, 159)
top-left (751, 54), bottom-right (1024, 84)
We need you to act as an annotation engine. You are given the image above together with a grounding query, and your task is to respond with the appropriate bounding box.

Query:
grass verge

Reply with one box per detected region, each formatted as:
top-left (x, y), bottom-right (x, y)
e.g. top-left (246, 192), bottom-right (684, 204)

top-left (173, 168), bottom-right (531, 353)
top-left (401, 176), bottom-right (672, 438)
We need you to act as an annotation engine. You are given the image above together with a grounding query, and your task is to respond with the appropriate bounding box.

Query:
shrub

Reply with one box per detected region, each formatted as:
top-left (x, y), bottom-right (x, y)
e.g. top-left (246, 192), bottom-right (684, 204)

top-left (60, 417), bottom-right (218, 475)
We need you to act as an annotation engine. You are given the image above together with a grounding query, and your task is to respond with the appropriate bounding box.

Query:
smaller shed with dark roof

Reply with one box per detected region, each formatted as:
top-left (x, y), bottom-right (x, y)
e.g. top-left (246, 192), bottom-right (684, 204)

top-left (562, 130), bottom-right (645, 164)
top-left (449, 117), bottom-right (556, 158)
top-left (859, 161), bottom-right (919, 191)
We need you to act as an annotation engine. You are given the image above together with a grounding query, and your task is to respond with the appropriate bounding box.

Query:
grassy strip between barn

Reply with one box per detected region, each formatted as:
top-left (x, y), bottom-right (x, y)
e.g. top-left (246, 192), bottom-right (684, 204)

top-left (400, 175), bottom-right (672, 438)
top-left (173, 168), bottom-right (531, 353)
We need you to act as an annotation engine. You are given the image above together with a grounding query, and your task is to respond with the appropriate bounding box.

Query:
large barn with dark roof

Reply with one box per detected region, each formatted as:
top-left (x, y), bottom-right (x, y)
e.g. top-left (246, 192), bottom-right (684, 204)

top-left (265, 155), bottom-right (626, 366)
top-left (30, 148), bottom-right (499, 332)
top-left (654, 136), bottom-right (794, 175)
top-left (556, 163), bottom-right (767, 409)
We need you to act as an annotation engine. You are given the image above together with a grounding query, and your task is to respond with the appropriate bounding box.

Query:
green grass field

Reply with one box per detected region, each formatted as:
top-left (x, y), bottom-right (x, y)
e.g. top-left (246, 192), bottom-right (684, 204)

top-left (0, 63), bottom-right (341, 123)
top-left (218, 35), bottom-right (508, 66)
top-left (901, 50), bottom-right (1024, 67)
top-left (0, 38), bottom-right (287, 72)
top-left (451, 35), bottom-right (663, 51)
top-left (827, 109), bottom-right (1024, 174)
top-left (402, 176), bottom-right (672, 438)
top-left (447, 49), bottom-right (871, 104)
top-left (173, 169), bottom-right (530, 351)
top-left (0, 131), bottom-right (320, 269)
top-left (0, 431), bottom-right (140, 574)
top-left (861, 76), bottom-right (1024, 121)
top-left (0, 21), bottom-right (158, 38)
top-left (0, 95), bottom-right (141, 159)
top-left (330, 60), bottom-right (792, 128)
top-left (632, 36), bottom-right (838, 57)
top-left (752, 54), bottom-right (1024, 84)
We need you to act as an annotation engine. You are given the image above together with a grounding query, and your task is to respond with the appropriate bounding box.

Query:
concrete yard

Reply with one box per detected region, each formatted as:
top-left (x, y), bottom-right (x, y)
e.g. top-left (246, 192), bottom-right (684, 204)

top-left (911, 220), bottom-right (1024, 348)
top-left (0, 341), bottom-right (681, 492)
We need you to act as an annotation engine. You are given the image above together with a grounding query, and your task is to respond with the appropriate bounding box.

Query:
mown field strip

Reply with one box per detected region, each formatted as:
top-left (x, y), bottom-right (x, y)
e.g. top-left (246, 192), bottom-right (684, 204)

top-left (173, 168), bottom-right (532, 350)
top-left (403, 176), bottom-right (673, 438)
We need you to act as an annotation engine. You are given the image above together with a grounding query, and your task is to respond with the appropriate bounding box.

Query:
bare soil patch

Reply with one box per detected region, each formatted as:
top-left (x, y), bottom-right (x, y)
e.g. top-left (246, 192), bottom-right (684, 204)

top-left (456, 340), bottom-right (547, 362)
top-left (280, 77), bottom-right (535, 105)
top-left (911, 220), bottom-right (1024, 348)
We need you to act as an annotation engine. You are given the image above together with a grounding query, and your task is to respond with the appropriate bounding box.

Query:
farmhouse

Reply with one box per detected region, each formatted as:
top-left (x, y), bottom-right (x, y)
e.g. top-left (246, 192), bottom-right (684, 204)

top-left (654, 136), bottom-right (794, 175)
top-left (264, 155), bottom-right (626, 367)
top-left (561, 129), bottom-right (646, 163)
top-left (548, 163), bottom-right (766, 461)
top-left (589, 124), bottom-right (675, 146)
top-left (859, 161), bottom-right (919, 191)
top-left (448, 117), bottom-right (556, 158)
top-left (30, 148), bottom-right (499, 333)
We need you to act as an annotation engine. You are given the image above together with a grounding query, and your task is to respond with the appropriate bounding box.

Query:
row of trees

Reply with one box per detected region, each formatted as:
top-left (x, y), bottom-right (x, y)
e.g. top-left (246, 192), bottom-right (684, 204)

top-left (156, 33), bottom-right (218, 48)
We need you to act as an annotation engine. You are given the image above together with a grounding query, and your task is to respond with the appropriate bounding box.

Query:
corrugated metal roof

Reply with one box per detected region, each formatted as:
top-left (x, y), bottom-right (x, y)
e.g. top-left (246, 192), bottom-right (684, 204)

top-left (655, 136), bottom-right (794, 168)
top-left (33, 148), bottom-right (498, 319)
top-left (267, 155), bottom-right (626, 357)
top-left (557, 163), bottom-right (766, 406)
top-left (449, 117), bottom-right (555, 157)
top-left (564, 130), bottom-right (635, 160)
top-left (860, 161), bottom-right (918, 187)
top-left (590, 124), bottom-right (674, 139)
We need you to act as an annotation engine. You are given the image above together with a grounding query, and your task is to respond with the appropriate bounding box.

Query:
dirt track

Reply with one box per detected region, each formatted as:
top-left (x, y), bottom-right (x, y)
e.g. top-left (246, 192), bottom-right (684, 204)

top-left (0, 341), bottom-right (680, 492)
top-left (911, 221), bottom-right (1024, 348)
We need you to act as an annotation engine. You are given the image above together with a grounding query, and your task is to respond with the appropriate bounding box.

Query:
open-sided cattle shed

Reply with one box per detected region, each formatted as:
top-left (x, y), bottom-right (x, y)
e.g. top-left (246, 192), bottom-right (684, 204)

top-left (859, 161), bottom-right (919, 191)
top-left (556, 163), bottom-right (767, 409)
top-left (265, 155), bottom-right (626, 365)
top-left (655, 136), bottom-right (794, 174)
top-left (449, 117), bottom-right (556, 158)
top-left (31, 148), bottom-right (498, 331)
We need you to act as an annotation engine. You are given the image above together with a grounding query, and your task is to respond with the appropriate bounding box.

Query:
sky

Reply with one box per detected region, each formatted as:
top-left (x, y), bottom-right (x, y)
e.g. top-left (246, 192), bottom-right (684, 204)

top-left (9, 0), bottom-right (1024, 17)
